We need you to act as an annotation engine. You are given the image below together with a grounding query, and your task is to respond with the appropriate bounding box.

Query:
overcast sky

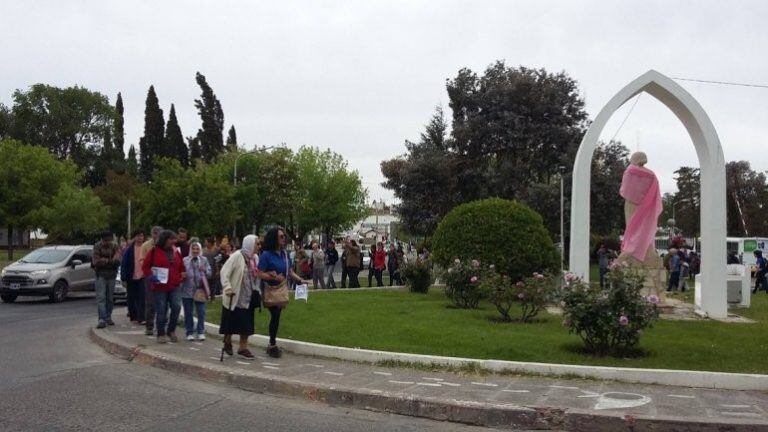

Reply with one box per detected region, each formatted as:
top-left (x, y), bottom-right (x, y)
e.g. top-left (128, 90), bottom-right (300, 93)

top-left (2, 1), bottom-right (767, 203)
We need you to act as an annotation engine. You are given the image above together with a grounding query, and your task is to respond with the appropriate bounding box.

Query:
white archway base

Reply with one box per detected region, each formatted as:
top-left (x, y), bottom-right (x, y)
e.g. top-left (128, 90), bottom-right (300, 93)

top-left (569, 70), bottom-right (727, 319)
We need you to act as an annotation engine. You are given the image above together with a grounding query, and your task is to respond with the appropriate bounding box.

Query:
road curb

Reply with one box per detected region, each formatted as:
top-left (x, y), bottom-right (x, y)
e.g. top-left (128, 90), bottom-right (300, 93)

top-left (195, 319), bottom-right (768, 392)
top-left (90, 327), bottom-right (768, 431)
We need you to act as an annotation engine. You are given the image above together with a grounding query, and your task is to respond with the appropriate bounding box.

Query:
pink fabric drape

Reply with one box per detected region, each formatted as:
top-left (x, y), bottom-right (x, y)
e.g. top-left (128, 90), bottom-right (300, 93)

top-left (619, 165), bottom-right (663, 261)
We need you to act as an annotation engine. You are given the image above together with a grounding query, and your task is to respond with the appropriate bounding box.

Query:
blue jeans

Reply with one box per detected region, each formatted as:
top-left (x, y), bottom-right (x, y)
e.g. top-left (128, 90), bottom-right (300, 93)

top-left (153, 288), bottom-right (181, 336)
top-left (95, 276), bottom-right (115, 322)
top-left (182, 297), bottom-right (206, 336)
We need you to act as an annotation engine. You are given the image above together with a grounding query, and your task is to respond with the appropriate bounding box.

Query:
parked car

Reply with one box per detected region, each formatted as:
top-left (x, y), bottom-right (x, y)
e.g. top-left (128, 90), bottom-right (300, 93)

top-left (362, 250), bottom-right (372, 269)
top-left (1, 245), bottom-right (96, 303)
top-left (114, 276), bottom-right (127, 304)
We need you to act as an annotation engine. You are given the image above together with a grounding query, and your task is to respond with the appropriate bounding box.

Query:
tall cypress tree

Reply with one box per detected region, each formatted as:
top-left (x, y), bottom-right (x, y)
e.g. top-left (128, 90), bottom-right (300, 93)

top-left (187, 135), bottom-right (202, 164)
top-left (165, 104), bottom-right (188, 168)
top-left (194, 72), bottom-right (225, 163)
top-left (226, 125), bottom-right (237, 151)
top-left (139, 85), bottom-right (165, 181)
top-left (127, 144), bottom-right (138, 177)
top-left (114, 92), bottom-right (125, 161)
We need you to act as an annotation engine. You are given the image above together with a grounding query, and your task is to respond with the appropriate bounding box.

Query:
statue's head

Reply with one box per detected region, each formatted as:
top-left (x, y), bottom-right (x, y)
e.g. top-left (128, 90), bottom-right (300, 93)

top-left (629, 152), bottom-right (648, 167)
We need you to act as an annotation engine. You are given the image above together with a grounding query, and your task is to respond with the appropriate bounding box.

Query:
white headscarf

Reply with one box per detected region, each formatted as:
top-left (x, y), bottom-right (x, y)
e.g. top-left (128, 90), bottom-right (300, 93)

top-left (241, 235), bottom-right (257, 258)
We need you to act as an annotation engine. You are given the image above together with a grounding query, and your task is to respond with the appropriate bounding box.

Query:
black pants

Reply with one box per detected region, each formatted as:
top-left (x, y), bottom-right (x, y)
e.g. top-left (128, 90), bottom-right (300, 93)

top-left (347, 267), bottom-right (360, 288)
top-left (370, 269), bottom-right (383, 287)
top-left (668, 271), bottom-right (680, 292)
top-left (144, 278), bottom-right (156, 330)
top-left (599, 268), bottom-right (608, 288)
top-left (127, 278), bottom-right (145, 322)
top-left (389, 269), bottom-right (402, 286)
top-left (755, 270), bottom-right (767, 292)
top-left (341, 265), bottom-right (348, 288)
top-left (268, 306), bottom-right (282, 346)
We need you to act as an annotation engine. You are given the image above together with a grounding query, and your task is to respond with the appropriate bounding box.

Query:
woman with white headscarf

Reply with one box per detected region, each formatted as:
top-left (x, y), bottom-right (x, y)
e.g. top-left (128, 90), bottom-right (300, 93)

top-left (219, 234), bottom-right (259, 359)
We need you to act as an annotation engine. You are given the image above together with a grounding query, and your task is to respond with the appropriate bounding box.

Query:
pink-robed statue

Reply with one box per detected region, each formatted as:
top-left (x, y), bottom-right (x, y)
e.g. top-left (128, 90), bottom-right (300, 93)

top-left (616, 152), bottom-right (666, 297)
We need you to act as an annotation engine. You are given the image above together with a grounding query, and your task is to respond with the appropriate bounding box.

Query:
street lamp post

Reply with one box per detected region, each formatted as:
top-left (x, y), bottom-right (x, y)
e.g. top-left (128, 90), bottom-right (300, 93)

top-left (233, 146), bottom-right (275, 241)
top-left (558, 165), bottom-right (567, 275)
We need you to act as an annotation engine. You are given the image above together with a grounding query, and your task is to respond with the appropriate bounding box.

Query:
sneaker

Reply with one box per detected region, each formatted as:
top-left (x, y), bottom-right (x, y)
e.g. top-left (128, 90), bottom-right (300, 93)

top-left (195, 334), bottom-right (206, 341)
top-left (145, 328), bottom-right (154, 336)
top-left (266, 345), bottom-right (282, 359)
top-left (168, 333), bottom-right (178, 343)
top-left (186, 335), bottom-right (195, 341)
top-left (237, 348), bottom-right (255, 359)
top-left (157, 335), bottom-right (168, 344)
top-left (96, 321), bottom-right (107, 329)
top-left (106, 319), bottom-right (115, 326)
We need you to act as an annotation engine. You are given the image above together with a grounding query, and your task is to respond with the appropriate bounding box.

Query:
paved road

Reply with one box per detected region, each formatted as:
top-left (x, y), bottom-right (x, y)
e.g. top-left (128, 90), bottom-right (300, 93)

top-left (0, 295), bottom-right (493, 432)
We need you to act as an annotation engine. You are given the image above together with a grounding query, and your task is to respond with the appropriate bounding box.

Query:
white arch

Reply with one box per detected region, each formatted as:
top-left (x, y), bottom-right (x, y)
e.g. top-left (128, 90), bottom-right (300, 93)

top-left (569, 70), bottom-right (727, 318)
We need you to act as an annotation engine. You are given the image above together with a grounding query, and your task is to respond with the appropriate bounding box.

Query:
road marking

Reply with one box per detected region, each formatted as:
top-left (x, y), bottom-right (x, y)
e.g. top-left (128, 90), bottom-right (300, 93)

top-left (549, 385), bottom-right (580, 390)
top-left (416, 382), bottom-right (442, 387)
top-left (422, 377), bottom-right (444, 382)
top-left (262, 362), bottom-right (280, 366)
top-left (721, 411), bottom-right (762, 418)
top-left (263, 365), bottom-right (280, 370)
top-left (324, 371), bottom-right (344, 376)
top-left (305, 364), bottom-right (324, 368)
top-left (189, 347), bottom-right (200, 351)
top-left (471, 382), bottom-right (499, 387)
top-left (667, 394), bottom-right (695, 399)
top-left (236, 361), bottom-right (251, 365)
top-left (577, 391), bottom-right (601, 398)
top-left (388, 380), bottom-right (414, 385)
top-left (373, 371), bottom-right (393, 376)
top-left (502, 389), bottom-right (530, 393)
top-left (209, 356), bottom-right (221, 361)
top-left (720, 404), bottom-right (751, 409)
top-left (441, 382), bottom-right (462, 387)
top-left (594, 393), bottom-right (652, 410)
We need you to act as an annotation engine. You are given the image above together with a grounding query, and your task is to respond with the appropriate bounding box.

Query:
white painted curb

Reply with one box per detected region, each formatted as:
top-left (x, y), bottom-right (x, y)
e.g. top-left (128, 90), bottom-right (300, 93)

top-left (194, 318), bottom-right (768, 392)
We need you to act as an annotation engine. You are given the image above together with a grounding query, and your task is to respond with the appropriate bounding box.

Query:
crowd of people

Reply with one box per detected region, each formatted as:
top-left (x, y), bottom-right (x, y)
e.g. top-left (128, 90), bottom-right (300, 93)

top-left (92, 227), bottom-right (412, 359)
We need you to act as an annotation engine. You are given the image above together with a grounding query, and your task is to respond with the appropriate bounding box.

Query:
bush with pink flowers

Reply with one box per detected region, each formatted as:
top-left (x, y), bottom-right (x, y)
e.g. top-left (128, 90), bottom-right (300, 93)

top-left (442, 258), bottom-right (484, 308)
top-left (560, 264), bottom-right (660, 356)
top-left (479, 270), bottom-right (556, 322)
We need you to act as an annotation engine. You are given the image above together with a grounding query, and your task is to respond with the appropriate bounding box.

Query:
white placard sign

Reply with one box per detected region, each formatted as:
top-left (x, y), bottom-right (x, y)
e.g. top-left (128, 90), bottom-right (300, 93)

top-left (151, 267), bottom-right (169, 284)
top-left (295, 284), bottom-right (308, 301)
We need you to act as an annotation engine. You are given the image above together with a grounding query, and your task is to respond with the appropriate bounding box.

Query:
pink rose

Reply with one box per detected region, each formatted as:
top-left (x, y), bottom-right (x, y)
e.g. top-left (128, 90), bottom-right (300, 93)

top-left (516, 281), bottom-right (525, 287)
top-left (619, 315), bottom-right (629, 326)
top-left (647, 295), bottom-right (660, 305)
top-left (471, 259), bottom-right (480, 268)
top-left (517, 293), bottom-right (525, 300)
top-left (470, 276), bottom-right (478, 284)
top-left (454, 258), bottom-right (461, 264)
top-left (534, 273), bottom-right (545, 280)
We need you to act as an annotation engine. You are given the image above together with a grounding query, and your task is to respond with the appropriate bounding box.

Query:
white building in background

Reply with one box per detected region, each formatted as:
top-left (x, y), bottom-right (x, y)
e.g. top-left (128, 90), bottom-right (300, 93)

top-left (343, 202), bottom-right (400, 244)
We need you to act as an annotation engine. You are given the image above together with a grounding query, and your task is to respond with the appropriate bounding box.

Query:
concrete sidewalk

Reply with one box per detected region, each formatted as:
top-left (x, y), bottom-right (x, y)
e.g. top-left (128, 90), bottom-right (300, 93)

top-left (92, 315), bottom-right (768, 431)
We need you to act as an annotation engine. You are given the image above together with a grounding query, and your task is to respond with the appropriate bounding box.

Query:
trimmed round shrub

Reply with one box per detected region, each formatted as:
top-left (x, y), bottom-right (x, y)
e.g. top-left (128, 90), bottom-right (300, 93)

top-left (431, 198), bottom-right (560, 282)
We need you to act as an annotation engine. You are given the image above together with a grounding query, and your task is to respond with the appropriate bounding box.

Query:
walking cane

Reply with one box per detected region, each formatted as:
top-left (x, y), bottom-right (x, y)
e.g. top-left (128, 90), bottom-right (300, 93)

top-left (220, 292), bottom-right (235, 362)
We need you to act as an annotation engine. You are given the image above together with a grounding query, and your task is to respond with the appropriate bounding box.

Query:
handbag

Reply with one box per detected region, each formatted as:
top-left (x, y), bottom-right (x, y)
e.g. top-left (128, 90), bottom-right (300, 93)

top-left (193, 288), bottom-right (208, 303)
top-left (263, 279), bottom-right (289, 308)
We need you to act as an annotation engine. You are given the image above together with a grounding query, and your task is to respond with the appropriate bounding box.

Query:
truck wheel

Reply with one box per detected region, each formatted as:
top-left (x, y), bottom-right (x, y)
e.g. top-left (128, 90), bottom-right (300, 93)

top-left (50, 280), bottom-right (69, 303)
top-left (0, 294), bottom-right (17, 303)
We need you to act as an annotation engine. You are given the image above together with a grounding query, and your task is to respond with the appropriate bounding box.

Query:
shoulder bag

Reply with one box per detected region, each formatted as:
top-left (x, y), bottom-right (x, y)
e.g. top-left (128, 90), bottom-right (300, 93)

top-left (263, 252), bottom-right (290, 308)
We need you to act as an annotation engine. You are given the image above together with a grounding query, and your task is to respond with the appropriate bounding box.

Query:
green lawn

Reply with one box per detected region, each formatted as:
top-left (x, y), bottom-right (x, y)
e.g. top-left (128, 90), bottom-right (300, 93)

top-left (207, 288), bottom-right (768, 374)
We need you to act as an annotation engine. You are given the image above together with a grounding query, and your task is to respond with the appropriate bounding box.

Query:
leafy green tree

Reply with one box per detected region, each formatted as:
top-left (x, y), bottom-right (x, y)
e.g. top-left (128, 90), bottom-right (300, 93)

top-left (226, 125), bottom-right (238, 152)
top-left (194, 72), bottom-right (225, 163)
top-left (445, 62), bottom-right (588, 201)
top-left (0, 103), bottom-right (11, 138)
top-left (30, 185), bottom-right (109, 244)
top-left (289, 146), bottom-right (368, 240)
top-left (139, 85), bottom-right (165, 181)
top-left (126, 144), bottom-right (139, 177)
top-left (7, 84), bottom-right (115, 186)
top-left (165, 104), bottom-right (188, 168)
top-left (0, 139), bottom-right (78, 258)
top-left (590, 141), bottom-right (630, 235)
top-left (212, 147), bottom-right (299, 236)
top-left (94, 171), bottom-right (139, 238)
top-left (381, 106), bottom-right (458, 237)
top-left (136, 159), bottom-right (238, 237)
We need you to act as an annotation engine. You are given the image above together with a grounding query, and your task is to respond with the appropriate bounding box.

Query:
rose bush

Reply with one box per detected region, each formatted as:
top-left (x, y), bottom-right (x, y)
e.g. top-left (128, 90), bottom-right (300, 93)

top-left (560, 264), bottom-right (660, 356)
top-left (442, 258), bottom-right (484, 308)
top-left (480, 269), bottom-right (556, 322)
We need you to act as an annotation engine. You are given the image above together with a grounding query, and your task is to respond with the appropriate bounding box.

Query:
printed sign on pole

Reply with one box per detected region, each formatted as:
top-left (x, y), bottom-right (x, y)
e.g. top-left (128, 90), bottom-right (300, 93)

top-left (295, 284), bottom-right (308, 301)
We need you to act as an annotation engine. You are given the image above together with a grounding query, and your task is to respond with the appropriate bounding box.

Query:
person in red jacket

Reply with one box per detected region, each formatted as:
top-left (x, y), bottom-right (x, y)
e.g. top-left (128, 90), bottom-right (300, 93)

top-left (371, 242), bottom-right (387, 287)
top-left (142, 230), bottom-right (186, 344)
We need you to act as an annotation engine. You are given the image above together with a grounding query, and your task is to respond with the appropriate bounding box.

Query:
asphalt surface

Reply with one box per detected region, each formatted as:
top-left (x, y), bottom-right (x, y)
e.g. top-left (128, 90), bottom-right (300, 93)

top-left (0, 295), bottom-right (494, 432)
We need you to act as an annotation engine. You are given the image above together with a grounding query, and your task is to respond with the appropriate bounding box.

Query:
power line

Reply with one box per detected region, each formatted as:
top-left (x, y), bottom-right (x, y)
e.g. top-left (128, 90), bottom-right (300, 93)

top-left (608, 93), bottom-right (642, 144)
top-left (671, 77), bottom-right (768, 89)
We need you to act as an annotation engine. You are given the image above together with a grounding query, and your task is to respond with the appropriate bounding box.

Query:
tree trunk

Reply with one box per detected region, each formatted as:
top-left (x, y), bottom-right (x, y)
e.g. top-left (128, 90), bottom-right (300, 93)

top-left (7, 225), bottom-right (13, 261)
